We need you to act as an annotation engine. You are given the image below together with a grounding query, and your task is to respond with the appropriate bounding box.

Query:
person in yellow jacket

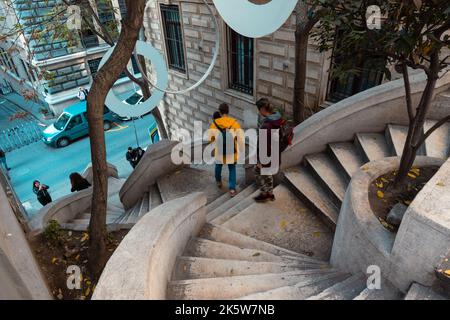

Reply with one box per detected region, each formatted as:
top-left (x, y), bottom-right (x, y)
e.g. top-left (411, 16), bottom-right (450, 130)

top-left (209, 103), bottom-right (244, 197)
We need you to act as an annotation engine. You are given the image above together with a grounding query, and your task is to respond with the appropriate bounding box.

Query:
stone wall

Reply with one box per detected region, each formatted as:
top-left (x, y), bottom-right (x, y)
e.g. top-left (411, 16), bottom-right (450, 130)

top-left (143, 0), bottom-right (330, 137)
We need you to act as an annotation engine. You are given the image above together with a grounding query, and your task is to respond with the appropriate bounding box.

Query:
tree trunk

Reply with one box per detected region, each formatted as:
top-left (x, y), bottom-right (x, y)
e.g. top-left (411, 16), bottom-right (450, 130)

top-left (395, 53), bottom-right (440, 184)
top-left (293, 3), bottom-right (317, 124)
top-left (87, 0), bottom-right (146, 278)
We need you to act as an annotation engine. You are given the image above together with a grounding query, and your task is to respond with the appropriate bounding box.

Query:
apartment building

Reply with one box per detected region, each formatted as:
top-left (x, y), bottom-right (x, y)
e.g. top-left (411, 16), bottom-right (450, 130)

top-left (0, 0), bottom-right (141, 115)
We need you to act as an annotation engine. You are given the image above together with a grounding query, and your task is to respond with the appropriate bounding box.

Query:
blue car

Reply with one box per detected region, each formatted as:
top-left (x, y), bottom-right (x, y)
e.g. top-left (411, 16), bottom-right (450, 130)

top-left (42, 101), bottom-right (115, 148)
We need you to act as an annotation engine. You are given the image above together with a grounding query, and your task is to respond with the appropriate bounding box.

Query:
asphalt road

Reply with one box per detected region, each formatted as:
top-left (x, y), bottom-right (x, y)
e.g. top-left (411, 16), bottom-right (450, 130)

top-left (6, 115), bottom-right (155, 217)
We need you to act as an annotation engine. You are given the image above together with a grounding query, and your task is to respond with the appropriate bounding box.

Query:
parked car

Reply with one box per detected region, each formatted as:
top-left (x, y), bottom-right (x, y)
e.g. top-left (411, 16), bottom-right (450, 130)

top-left (114, 90), bottom-right (149, 121)
top-left (42, 101), bottom-right (115, 148)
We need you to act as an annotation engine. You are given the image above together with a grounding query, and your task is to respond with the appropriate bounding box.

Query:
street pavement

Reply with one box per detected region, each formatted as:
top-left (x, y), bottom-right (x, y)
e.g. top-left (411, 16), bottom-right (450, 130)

top-left (5, 115), bottom-right (155, 217)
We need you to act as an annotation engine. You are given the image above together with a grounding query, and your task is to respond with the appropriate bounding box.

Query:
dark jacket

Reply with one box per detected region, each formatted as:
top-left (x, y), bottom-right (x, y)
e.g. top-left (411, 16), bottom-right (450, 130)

top-left (71, 178), bottom-right (91, 192)
top-left (126, 150), bottom-right (137, 163)
top-left (33, 183), bottom-right (52, 205)
top-left (258, 112), bottom-right (283, 167)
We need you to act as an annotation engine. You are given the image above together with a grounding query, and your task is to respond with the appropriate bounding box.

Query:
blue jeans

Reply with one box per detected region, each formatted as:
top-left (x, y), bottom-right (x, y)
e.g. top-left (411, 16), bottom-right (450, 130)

top-left (215, 163), bottom-right (236, 191)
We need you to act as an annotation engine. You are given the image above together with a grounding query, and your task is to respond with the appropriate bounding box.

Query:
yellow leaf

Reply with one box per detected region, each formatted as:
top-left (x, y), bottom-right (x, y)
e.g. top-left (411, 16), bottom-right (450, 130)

top-left (51, 257), bottom-right (58, 264)
top-left (444, 270), bottom-right (450, 276)
top-left (80, 233), bottom-right (89, 243)
top-left (85, 287), bottom-right (91, 297)
top-left (313, 232), bottom-right (321, 238)
top-left (377, 190), bottom-right (384, 199)
top-left (375, 181), bottom-right (383, 188)
top-left (381, 178), bottom-right (389, 183)
top-left (404, 200), bottom-right (411, 205)
top-left (437, 182), bottom-right (445, 187)
top-left (410, 168), bottom-right (420, 175)
top-left (407, 173), bottom-right (417, 179)
top-left (279, 220), bottom-right (287, 230)
top-left (252, 252), bottom-right (260, 257)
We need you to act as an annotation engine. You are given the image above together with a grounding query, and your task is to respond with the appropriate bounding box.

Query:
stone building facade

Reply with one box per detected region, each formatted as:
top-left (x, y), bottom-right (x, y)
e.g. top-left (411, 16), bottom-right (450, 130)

top-left (143, 0), bottom-right (343, 138)
top-left (0, 0), bottom-right (140, 115)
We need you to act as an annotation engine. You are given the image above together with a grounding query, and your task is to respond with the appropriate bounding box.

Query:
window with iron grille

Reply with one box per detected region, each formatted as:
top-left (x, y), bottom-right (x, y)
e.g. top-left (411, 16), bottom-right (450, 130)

top-left (228, 29), bottom-right (254, 95)
top-left (95, 0), bottom-right (119, 40)
top-left (89, 57), bottom-right (127, 80)
top-left (118, 0), bottom-right (127, 18)
top-left (160, 4), bottom-right (186, 73)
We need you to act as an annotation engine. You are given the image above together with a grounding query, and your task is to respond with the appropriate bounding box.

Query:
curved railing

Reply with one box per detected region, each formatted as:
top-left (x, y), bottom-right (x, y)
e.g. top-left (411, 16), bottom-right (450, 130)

top-left (282, 70), bottom-right (450, 170)
top-left (92, 192), bottom-right (207, 300)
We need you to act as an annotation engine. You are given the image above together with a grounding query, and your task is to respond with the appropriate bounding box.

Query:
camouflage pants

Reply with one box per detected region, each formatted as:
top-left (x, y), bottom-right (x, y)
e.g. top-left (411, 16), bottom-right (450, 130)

top-left (254, 166), bottom-right (274, 194)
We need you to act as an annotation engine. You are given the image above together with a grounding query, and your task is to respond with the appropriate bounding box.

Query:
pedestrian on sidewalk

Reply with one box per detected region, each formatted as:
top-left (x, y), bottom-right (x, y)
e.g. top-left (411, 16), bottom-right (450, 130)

top-left (253, 98), bottom-right (284, 203)
top-left (0, 148), bottom-right (11, 171)
top-left (126, 147), bottom-right (138, 169)
top-left (209, 103), bottom-right (244, 197)
top-left (70, 172), bottom-right (91, 192)
top-left (77, 87), bottom-right (89, 101)
top-left (32, 180), bottom-right (52, 206)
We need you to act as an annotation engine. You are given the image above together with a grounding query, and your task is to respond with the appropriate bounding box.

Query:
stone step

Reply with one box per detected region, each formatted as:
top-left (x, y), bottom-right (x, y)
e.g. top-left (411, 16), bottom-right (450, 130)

top-left (385, 124), bottom-right (408, 156)
top-left (306, 274), bottom-right (367, 300)
top-left (355, 133), bottom-right (390, 162)
top-left (199, 223), bottom-right (324, 263)
top-left (423, 120), bottom-right (450, 159)
top-left (238, 272), bottom-right (350, 300)
top-left (304, 153), bottom-right (348, 205)
top-left (353, 278), bottom-right (402, 300)
top-left (157, 167), bottom-right (226, 205)
top-left (283, 167), bottom-right (339, 228)
top-left (149, 184), bottom-right (163, 209)
top-left (207, 184), bottom-right (258, 222)
top-left (173, 256), bottom-right (328, 280)
top-left (139, 192), bottom-right (150, 216)
top-left (404, 283), bottom-right (448, 300)
top-left (168, 269), bottom-right (339, 300)
top-left (210, 189), bottom-right (260, 225)
top-left (77, 212), bottom-right (91, 220)
top-left (328, 142), bottom-right (364, 181)
top-left (221, 184), bottom-right (334, 259)
top-left (184, 238), bottom-right (303, 263)
top-left (204, 189), bottom-right (232, 214)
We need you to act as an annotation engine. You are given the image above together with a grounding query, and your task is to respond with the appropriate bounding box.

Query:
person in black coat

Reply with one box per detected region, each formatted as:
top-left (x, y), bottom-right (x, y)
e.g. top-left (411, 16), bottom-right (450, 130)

top-left (69, 172), bottom-right (91, 192)
top-left (126, 147), bottom-right (138, 169)
top-left (32, 180), bottom-right (52, 206)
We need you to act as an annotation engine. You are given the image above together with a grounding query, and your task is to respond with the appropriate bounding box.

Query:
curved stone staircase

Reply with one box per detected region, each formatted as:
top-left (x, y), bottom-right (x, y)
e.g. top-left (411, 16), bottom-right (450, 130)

top-left (165, 90), bottom-right (450, 300)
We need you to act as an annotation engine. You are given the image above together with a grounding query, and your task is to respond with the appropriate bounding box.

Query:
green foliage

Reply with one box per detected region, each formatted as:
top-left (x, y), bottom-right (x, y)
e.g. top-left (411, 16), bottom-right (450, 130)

top-left (312, 0), bottom-right (450, 80)
top-left (43, 220), bottom-right (64, 246)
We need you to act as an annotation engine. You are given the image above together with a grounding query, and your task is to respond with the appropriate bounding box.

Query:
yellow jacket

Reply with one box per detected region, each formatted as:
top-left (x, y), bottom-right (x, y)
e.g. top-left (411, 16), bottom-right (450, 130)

top-left (209, 116), bottom-right (244, 164)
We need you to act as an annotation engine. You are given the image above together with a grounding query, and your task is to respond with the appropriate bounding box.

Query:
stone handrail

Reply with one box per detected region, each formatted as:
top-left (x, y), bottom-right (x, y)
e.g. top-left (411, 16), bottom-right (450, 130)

top-left (29, 187), bottom-right (92, 233)
top-left (281, 70), bottom-right (450, 170)
top-left (331, 156), bottom-right (445, 292)
top-left (92, 192), bottom-right (207, 300)
top-left (119, 140), bottom-right (184, 210)
top-left (29, 163), bottom-right (119, 234)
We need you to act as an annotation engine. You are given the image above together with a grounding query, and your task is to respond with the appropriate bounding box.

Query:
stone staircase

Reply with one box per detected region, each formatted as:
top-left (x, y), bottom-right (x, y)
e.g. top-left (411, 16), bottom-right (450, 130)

top-left (165, 89), bottom-right (450, 299)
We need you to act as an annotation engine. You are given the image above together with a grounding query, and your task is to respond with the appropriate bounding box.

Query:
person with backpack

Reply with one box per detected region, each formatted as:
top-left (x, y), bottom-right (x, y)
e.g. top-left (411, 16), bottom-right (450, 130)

top-left (32, 180), bottom-right (52, 206)
top-left (209, 103), bottom-right (244, 197)
top-left (254, 98), bottom-right (293, 203)
top-left (77, 87), bottom-right (89, 101)
top-left (0, 148), bottom-right (11, 171)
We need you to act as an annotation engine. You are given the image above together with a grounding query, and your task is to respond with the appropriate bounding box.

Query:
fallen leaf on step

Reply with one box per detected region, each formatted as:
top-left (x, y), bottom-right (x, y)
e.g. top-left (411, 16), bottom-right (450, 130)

top-left (313, 232), bottom-right (321, 238)
top-left (403, 200), bottom-right (411, 205)
top-left (252, 252), bottom-right (261, 257)
top-left (279, 220), bottom-right (287, 230)
top-left (80, 233), bottom-right (89, 243)
top-left (381, 178), bottom-right (389, 183)
top-left (436, 182), bottom-right (445, 187)
top-left (410, 168), bottom-right (420, 176)
top-left (407, 173), bottom-right (417, 179)
top-left (444, 270), bottom-right (450, 276)
top-left (377, 190), bottom-right (384, 199)
top-left (51, 257), bottom-right (58, 264)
